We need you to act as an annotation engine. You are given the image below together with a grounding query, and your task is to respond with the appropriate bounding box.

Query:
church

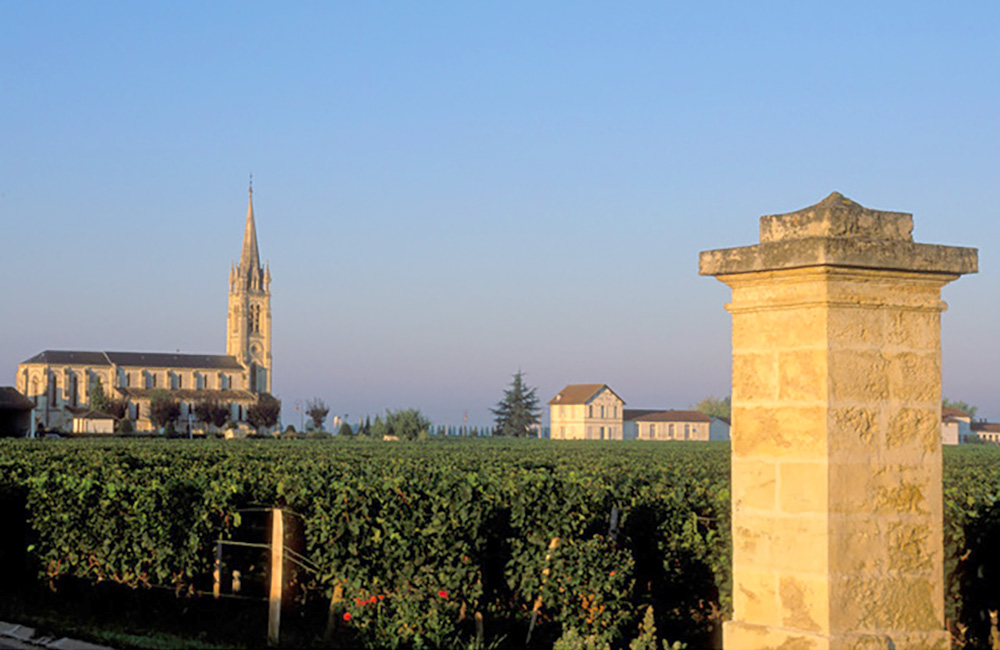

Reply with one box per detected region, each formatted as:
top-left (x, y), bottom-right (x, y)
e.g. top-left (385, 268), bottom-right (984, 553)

top-left (16, 186), bottom-right (273, 434)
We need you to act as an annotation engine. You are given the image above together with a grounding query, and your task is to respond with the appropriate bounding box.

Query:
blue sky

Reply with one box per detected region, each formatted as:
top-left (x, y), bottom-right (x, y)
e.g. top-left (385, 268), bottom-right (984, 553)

top-left (2, 2), bottom-right (998, 427)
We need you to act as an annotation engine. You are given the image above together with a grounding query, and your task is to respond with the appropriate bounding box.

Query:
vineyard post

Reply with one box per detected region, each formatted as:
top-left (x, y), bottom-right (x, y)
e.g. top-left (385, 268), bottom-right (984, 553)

top-left (213, 539), bottom-right (222, 599)
top-left (268, 507), bottom-right (284, 647)
top-left (700, 193), bottom-right (977, 649)
top-left (526, 536), bottom-right (560, 646)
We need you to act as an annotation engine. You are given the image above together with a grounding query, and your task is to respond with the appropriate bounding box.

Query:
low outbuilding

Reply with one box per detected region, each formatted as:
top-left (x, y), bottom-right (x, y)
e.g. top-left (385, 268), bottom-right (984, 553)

top-left (0, 387), bottom-right (34, 437)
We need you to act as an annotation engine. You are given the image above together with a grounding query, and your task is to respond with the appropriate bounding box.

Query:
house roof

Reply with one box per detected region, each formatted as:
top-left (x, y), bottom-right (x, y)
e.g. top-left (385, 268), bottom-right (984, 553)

top-left (623, 409), bottom-right (666, 421)
top-left (70, 409), bottom-right (115, 420)
top-left (625, 409), bottom-right (712, 424)
top-left (22, 350), bottom-right (242, 371)
top-left (971, 422), bottom-right (1000, 433)
top-left (0, 387), bottom-right (33, 410)
top-left (116, 388), bottom-right (257, 402)
top-left (547, 384), bottom-right (624, 406)
top-left (942, 407), bottom-right (972, 419)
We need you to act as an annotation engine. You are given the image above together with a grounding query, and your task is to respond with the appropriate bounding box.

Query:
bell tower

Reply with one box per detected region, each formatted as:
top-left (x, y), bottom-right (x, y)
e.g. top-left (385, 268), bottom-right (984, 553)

top-left (227, 180), bottom-right (272, 393)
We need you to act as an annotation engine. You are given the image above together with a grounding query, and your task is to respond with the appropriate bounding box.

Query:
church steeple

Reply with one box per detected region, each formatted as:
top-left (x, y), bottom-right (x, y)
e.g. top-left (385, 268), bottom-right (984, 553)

top-left (240, 182), bottom-right (261, 276)
top-left (227, 180), bottom-right (272, 394)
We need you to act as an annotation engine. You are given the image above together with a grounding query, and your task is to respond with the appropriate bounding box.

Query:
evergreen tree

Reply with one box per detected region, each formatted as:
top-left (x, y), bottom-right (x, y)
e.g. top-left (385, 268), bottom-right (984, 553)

top-left (89, 377), bottom-right (111, 413)
top-left (491, 370), bottom-right (540, 437)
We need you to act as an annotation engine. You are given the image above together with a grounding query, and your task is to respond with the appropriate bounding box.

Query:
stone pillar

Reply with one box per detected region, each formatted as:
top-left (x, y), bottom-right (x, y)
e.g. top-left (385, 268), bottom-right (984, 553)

top-left (699, 193), bottom-right (977, 650)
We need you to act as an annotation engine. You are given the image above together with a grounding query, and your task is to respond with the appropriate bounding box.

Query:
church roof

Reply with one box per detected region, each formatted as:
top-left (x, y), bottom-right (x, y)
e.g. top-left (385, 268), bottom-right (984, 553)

top-left (22, 350), bottom-right (110, 365)
top-left (22, 350), bottom-right (243, 370)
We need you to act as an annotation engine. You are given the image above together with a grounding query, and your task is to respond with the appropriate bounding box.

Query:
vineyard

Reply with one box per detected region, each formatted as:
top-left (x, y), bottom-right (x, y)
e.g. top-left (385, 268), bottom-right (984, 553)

top-left (0, 439), bottom-right (999, 649)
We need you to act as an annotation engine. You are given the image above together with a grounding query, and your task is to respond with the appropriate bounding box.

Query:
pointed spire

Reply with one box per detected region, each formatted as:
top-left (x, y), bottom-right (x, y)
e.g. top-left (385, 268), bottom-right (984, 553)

top-left (240, 179), bottom-right (261, 276)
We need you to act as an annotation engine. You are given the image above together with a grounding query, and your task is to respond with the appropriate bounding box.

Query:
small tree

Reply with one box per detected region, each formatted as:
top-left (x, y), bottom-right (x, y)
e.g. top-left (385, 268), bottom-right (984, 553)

top-left (247, 394), bottom-right (281, 433)
top-left (695, 395), bottom-right (731, 420)
top-left (337, 421), bottom-right (354, 437)
top-left (107, 399), bottom-right (129, 421)
top-left (195, 399), bottom-right (231, 432)
top-left (148, 390), bottom-right (180, 432)
top-left (371, 408), bottom-right (430, 440)
top-left (306, 398), bottom-right (330, 432)
top-left (89, 377), bottom-right (110, 413)
top-left (943, 398), bottom-right (978, 418)
top-left (491, 370), bottom-right (540, 437)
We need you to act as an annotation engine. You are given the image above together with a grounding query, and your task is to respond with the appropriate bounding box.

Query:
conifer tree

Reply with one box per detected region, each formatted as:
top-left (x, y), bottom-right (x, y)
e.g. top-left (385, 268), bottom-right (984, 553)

top-left (89, 377), bottom-right (110, 413)
top-left (491, 370), bottom-right (540, 437)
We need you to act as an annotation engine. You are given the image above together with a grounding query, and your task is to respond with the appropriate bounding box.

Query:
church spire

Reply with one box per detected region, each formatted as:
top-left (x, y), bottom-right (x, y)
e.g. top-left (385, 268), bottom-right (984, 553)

top-left (240, 179), bottom-right (261, 276)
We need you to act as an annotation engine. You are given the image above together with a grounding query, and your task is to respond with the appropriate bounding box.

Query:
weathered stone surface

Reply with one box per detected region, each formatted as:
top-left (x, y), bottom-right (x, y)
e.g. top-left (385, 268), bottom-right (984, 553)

top-left (700, 237), bottom-right (977, 276)
top-left (760, 192), bottom-right (913, 243)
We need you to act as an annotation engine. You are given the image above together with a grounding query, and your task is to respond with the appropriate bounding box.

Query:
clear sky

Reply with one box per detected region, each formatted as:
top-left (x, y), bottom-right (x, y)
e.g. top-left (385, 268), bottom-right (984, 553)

top-left (2, 2), bottom-right (998, 427)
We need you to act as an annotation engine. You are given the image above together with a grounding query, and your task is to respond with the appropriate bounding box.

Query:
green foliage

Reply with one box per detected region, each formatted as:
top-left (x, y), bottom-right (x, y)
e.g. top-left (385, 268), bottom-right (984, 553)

top-left (148, 390), bottom-right (180, 430)
top-left (246, 394), bottom-right (280, 432)
top-left (3, 441), bottom-right (999, 649)
top-left (117, 418), bottom-right (133, 434)
top-left (370, 408), bottom-right (430, 440)
top-left (88, 377), bottom-right (110, 413)
top-left (491, 370), bottom-right (541, 437)
top-left (337, 421), bottom-right (355, 437)
top-left (629, 606), bottom-right (686, 650)
top-left (943, 397), bottom-right (978, 418)
top-left (107, 399), bottom-right (128, 421)
top-left (306, 398), bottom-right (330, 432)
top-left (694, 395), bottom-right (730, 420)
top-left (194, 399), bottom-right (230, 430)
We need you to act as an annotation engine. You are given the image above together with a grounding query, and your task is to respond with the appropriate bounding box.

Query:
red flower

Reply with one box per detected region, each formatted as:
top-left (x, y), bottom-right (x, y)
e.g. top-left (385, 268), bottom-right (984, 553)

top-left (438, 590), bottom-right (449, 599)
top-left (378, 595), bottom-right (384, 601)
top-left (609, 571), bottom-right (616, 577)
top-left (369, 596), bottom-right (378, 604)
top-left (342, 612), bottom-right (352, 622)
top-left (355, 598), bottom-right (365, 606)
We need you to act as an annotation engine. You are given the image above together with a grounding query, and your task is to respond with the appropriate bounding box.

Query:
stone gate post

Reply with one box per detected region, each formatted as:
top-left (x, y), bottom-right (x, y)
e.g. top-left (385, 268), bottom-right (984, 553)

top-left (699, 193), bottom-right (977, 649)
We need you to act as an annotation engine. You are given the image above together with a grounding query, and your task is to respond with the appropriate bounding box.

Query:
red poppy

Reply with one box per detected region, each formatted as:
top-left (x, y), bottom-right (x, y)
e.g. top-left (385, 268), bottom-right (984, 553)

top-left (378, 595), bottom-right (384, 601)
top-left (438, 590), bottom-right (449, 599)
top-left (355, 598), bottom-right (365, 606)
top-left (609, 571), bottom-right (616, 577)
top-left (369, 595), bottom-right (377, 604)
top-left (343, 612), bottom-right (352, 622)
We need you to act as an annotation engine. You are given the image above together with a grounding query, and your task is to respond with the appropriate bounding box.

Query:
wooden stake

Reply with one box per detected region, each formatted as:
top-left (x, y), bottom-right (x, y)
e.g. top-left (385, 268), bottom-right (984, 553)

top-left (267, 508), bottom-right (284, 647)
top-left (213, 540), bottom-right (222, 599)
top-left (526, 536), bottom-right (559, 646)
top-left (323, 582), bottom-right (344, 642)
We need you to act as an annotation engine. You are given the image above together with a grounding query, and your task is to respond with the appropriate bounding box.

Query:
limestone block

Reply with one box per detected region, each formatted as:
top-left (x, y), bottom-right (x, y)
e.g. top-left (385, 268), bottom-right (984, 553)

top-left (732, 458), bottom-right (777, 511)
top-left (779, 462), bottom-right (828, 514)
top-left (731, 405), bottom-right (826, 458)
top-left (780, 573), bottom-right (829, 634)
top-left (732, 567), bottom-right (780, 627)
